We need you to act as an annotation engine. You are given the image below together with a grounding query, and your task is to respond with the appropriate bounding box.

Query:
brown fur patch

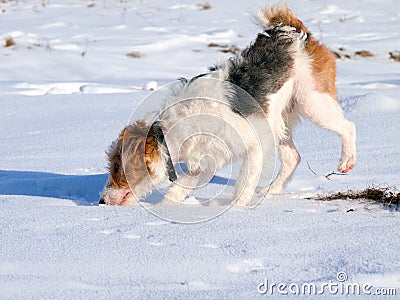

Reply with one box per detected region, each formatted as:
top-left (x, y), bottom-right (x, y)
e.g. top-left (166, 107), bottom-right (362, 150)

top-left (106, 127), bottom-right (129, 189)
top-left (144, 124), bottom-right (163, 178)
top-left (306, 39), bottom-right (338, 101)
top-left (265, 5), bottom-right (309, 34)
top-left (264, 5), bottom-right (338, 101)
top-left (106, 121), bottom-right (162, 189)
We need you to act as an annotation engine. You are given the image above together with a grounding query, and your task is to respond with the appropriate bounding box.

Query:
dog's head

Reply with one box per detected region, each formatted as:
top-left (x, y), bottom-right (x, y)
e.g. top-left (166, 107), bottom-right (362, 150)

top-left (99, 121), bottom-right (166, 206)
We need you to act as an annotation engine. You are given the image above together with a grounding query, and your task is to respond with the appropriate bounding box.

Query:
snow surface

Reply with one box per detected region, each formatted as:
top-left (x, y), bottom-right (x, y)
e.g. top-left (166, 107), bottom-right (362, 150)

top-left (1, 0), bottom-right (400, 298)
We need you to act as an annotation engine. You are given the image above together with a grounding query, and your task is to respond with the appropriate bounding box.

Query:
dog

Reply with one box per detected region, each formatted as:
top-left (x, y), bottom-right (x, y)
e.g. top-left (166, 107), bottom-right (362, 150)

top-left (99, 5), bottom-right (356, 206)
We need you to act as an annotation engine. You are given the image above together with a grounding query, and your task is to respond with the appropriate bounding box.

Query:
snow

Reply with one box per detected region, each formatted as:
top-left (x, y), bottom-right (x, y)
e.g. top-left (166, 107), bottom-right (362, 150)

top-left (1, 0), bottom-right (400, 298)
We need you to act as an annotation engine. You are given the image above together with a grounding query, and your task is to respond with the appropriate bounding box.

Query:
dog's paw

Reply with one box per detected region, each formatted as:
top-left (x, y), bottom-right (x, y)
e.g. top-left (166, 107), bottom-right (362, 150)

top-left (163, 186), bottom-right (188, 204)
top-left (257, 184), bottom-right (283, 196)
top-left (233, 193), bottom-right (253, 206)
top-left (234, 199), bottom-right (248, 207)
top-left (338, 156), bottom-right (356, 173)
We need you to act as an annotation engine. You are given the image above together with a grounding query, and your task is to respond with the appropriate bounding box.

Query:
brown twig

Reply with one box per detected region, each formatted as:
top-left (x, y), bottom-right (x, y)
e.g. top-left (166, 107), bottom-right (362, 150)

top-left (306, 162), bottom-right (347, 180)
top-left (325, 171), bottom-right (347, 180)
top-left (307, 162), bottom-right (318, 176)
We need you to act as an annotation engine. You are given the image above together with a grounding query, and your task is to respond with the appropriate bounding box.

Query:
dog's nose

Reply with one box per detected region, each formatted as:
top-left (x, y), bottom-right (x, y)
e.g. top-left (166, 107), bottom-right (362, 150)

top-left (99, 197), bottom-right (105, 205)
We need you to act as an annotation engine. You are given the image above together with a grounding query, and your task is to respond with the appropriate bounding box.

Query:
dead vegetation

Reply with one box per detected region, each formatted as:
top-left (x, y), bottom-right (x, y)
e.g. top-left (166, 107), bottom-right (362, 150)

top-left (207, 42), bottom-right (222, 48)
top-left (332, 47), bottom-right (375, 60)
top-left (332, 47), bottom-right (351, 59)
top-left (306, 162), bottom-right (347, 181)
top-left (207, 42), bottom-right (241, 54)
top-left (389, 51), bottom-right (400, 62)
top-left (333, 47), bottom-right (400, 62)
top-left (354, 50), bottom-right (374, 57)
top-left (198, 2), bottom-right (211, 10)
top-left (4, 36), bottom-right (15, 47)
top-left (219, 45), bottom-right (241, 54)
top-left (126, 51), bottom-right (143, 59)
top-left (306, 185), bottom-right (400, 209)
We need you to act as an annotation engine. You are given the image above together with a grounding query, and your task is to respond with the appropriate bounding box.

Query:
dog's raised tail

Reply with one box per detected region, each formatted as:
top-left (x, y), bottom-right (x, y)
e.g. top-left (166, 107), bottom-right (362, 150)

top-left (256, 5), bottom-right (309, 34)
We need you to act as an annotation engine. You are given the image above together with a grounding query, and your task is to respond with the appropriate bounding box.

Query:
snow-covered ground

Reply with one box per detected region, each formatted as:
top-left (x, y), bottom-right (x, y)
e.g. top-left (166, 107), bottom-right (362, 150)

top-left (1, 0), bottom-right (399, 298)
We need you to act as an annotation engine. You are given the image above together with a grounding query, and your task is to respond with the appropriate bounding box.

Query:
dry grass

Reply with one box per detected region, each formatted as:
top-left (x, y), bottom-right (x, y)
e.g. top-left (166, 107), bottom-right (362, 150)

top-left (126, 51), bottom-right (142, 59)
top-left (207, 42), bottom-right (224, 48)
top-left (4, 36), bottom-right (15, 47)
top-left (306, 185), bottom-right (400, 209)
top-left (354, 50), bottom-right (374, 57)
top-left (389, 51), bottom-right (400, 62)
top-left (331, 47), bottom-right (350, 59)
top-left (332, 51), bottom-right (351, 59)
top-left (219, 45), bottom-right (241, 54)
top-left (207, 42), bottom-right (241, 54)
top-left (331, 47), bottom-right (375, 60)
top-left (198, 2), bottom-right (212, 10)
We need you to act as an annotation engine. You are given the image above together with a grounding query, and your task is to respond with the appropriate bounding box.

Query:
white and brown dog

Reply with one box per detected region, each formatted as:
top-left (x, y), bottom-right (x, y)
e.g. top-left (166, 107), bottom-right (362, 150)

top-left (99, 6), bottom-right (356, 206)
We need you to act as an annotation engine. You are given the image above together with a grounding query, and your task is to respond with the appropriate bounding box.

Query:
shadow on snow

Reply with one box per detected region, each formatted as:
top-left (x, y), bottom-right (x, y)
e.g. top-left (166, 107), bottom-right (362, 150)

top-left (0, 170), bottom-right (107, 205)
top-left (0, 169), bottom-right (234, 206)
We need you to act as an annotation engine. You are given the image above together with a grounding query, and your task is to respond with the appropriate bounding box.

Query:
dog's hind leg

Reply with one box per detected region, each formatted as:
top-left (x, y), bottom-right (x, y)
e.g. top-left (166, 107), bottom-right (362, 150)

top-left (234, 142), bottom-right (264, 206)
top-left (258, 80), bottom-right (299, 195)
top-left (299, 91), bottom-right (356, 173)
top-left (260, 130), bottom-right (301, 195)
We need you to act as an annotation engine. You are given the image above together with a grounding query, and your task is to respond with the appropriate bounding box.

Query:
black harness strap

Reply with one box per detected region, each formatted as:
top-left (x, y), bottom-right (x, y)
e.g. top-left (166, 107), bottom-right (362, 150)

top-left (149, 122), bottom-right (177, 182)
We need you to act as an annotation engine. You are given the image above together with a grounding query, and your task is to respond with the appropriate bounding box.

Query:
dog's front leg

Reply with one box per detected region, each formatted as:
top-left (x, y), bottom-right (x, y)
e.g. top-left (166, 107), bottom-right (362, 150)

top-left (233, 145), bottom-right (263, 206)
top-left (162, 171), bottom-right (201, 204)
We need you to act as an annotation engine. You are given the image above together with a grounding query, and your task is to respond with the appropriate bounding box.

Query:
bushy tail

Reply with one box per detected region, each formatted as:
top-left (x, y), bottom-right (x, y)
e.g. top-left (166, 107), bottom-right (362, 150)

top-left (255, 5), bottom-right (310, 34)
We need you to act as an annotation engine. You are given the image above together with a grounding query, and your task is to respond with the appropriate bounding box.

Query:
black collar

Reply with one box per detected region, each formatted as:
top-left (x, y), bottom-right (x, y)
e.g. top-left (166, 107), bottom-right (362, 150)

top-left (149, 122), bottom-right (177, 182)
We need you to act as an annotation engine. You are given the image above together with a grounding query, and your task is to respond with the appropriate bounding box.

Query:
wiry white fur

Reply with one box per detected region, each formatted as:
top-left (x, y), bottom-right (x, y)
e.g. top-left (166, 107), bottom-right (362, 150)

top-left (158, 77), bottom-right (271, 205)
top-left (254, 9), bottom-right (274, 30)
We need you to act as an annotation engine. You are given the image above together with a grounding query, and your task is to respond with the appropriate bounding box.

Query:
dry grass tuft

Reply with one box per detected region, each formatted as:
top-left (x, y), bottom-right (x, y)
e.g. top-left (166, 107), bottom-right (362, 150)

top-left (126, 51), bottom-right (143, 59)
top-left (208, 42), bottom-right (224, 48)
top-left (4, 36), bottom-right (15, 47)
top-left (218, 45), bottom-right (241, 54)
top-left (331, 47), bottom-right (375, 60)
top-left (331, 47), bottom-right (350, 59)
top-left (354, 50), bottom-right (374, 57)
top-left (389, 51), bottom-right (400, 62)
top-left (199, 2), bottom-right (212, 10)
top-left (306, 185), bottom-right (400, 209)
top-left (207, 42), bottom-right (241, 54)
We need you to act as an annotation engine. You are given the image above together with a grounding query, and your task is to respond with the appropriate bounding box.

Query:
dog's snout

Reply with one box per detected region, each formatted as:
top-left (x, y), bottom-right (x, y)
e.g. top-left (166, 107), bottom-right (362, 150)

top-left (99, 197), bottom-right (105, 205)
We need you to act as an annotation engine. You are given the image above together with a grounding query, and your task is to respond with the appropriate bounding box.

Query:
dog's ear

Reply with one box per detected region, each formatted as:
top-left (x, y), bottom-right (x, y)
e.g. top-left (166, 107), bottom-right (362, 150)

top-left (108, 125), bottom-right (146, 186)
top-left (145, 122), bottom-right (163, 164)
top-left (107, 132), bottom-right (128, 188)
top-left (122, 124), bottom-right (145, 156)
top-left (110, 155), bottom-right (125, 187)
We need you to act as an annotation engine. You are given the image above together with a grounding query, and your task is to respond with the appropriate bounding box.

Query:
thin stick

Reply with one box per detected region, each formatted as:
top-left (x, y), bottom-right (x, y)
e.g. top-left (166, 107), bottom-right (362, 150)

top-left (307, 162), bottom-right (348, 180)
top-left (307, 162), bottom-right (318, 176)
top-left (325, 171), bottom-right (347, 181)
